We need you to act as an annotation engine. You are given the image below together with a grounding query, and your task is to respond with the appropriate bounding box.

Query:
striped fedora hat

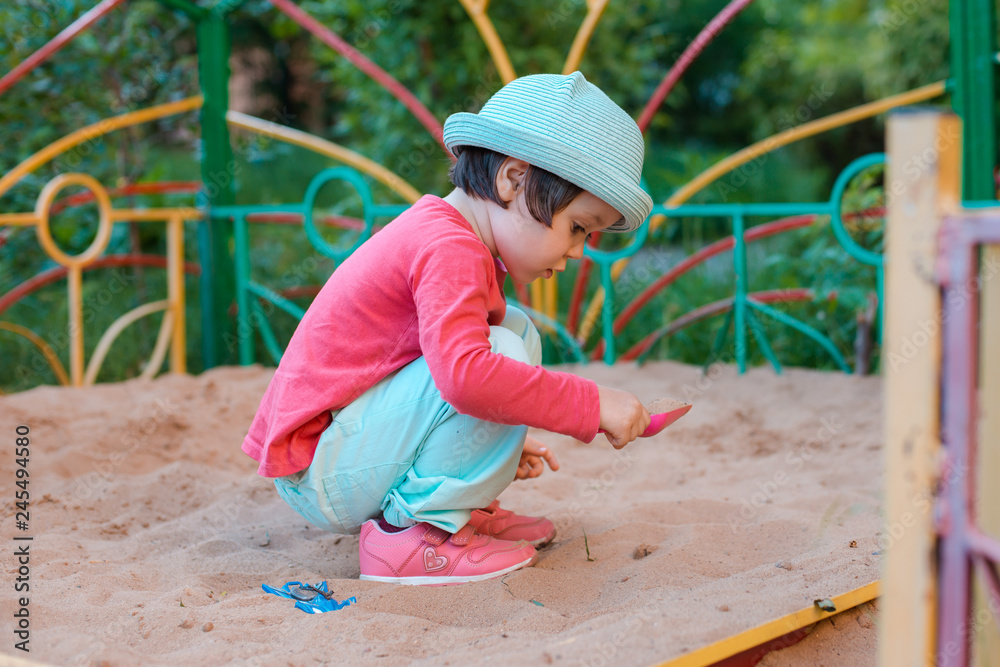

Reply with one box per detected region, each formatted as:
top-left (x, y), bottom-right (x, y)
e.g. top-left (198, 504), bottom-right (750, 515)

top-left (442, 71), bottom-right (653, 233)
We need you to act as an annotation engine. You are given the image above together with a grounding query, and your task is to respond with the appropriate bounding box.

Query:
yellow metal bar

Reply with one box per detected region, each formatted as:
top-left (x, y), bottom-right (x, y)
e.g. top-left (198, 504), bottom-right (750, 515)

top-left (0, 96), bottom-right (203, 202)
top-left (139, 309), bottom-right (175, 381)
top-left (659, 581), bottom-right (879, 667)
top-left (457, 0), bottom-right (517, 84)
top-left (0, 322), bottom-right (70, 386)
top-left (663, 80), bottom-right (946, 212)
top-left (577, 80), bottom-right (948, 342)
top-left (562, 0), bottom-right (609, 74)
top-left (83, 300), bottom-right (169, 385)
top-left (544, 274), bottom-right (557, 320)
top-left (879, 111), bottom-right (957, 667)
top-left (167, 214), bottom-right (186, 374)
top-left (529, 280), bottom-right (543, 313)
top-left (110, 207), bottom-right (203, 222)
top-left (35, 173), bottom-right (114, 268)
top-left (67, 266), bottom-right (84, 386)
top-left (226, 110), bottom-right (422, 203)
top-left (0, 212), bottom-right (39, 226)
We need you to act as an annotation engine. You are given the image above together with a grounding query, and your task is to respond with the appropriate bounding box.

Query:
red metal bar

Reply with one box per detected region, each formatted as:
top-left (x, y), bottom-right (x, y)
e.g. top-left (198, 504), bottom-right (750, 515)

top-left (973, 555), bottom-right (1000, 621)
top-left (0, 255), bottom-right (201, 317)
top-left (0, 0), bottom-right (128, 99)
top-left (49, 181), bottom-right (201, 213)
top-left (937, 219), bottom-right (980, 666)
top-left (244, 211), bottom-right (385, 233)
top-left (617, 288), bottom-right (814, 362)
top-left (636, 0), bottom-right (757, 133)
top-left (513, 281), bottom-right (530, 305)
top-left (615, 215), bottom-right (815, 335)
top-left (969, 529), bottom-right (1000, 564)
top-left (268, 0), bottom-right (447, 153)
top-left (278, 285), bottom-right (322, 299)
top-left (567, 231), bottom-right (602, 335)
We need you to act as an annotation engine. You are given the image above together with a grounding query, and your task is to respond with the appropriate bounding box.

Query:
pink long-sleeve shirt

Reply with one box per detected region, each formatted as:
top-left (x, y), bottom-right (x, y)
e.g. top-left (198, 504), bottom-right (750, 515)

top-left (242, 194), bottom-right (601, 477)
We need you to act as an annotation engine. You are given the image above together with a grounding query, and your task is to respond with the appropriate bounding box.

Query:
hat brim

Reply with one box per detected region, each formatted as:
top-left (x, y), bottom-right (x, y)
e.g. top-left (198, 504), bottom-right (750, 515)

top-left (444, 113), bottom-right (653, 232)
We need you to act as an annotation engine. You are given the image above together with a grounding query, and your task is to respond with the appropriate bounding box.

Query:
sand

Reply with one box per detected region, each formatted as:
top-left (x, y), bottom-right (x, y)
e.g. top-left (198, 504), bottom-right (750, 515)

top-left (0, 360), bottom-right (883, 666)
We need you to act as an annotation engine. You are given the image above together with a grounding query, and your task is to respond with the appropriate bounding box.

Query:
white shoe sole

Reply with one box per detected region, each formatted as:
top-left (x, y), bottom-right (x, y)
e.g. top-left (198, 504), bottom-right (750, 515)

top-left (360, 554), bottom-right (536, 586)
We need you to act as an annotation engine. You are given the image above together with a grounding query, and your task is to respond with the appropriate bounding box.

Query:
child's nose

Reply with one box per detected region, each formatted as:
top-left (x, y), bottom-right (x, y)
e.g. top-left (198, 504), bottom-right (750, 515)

top-left (566, 240), bottom-right (586, 260)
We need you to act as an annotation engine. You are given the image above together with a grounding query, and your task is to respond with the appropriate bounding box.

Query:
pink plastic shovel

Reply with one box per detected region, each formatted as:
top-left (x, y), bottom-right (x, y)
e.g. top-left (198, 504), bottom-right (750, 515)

top-left (598, 402), bottom-right (692, 438)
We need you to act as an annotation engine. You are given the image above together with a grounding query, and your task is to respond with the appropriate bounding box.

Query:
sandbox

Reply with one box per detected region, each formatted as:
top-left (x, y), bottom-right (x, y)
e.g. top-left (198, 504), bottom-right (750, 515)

top-left (0, 359), bottom-right (881, 665)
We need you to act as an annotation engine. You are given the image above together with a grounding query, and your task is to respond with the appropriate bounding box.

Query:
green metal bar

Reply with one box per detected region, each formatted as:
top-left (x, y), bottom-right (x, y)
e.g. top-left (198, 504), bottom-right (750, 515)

top-left (732, 212), bottom-right (748, 373)
top-left (652, 202), bottom-right (831, 218)
top-left (197, 12), bottom-right (236, 368)
top-left (247, 281), bottom-right (307, 320)
top-left (251, 300), bottom-right (284, 365)
top-left (154, 0), bottom-right (207, 19)
top-left (510, 302), bottom-right (586, 364)
top-left (828, 153), bottom-right (885, 267)
top-left (208, 0), bottom-right (248, 16)
top-left (746, 306), bottom-right (782, 374)
top-left (705, 308), bottom-right (734, 372)
top-left (951, 0), bottom-right (998, 201)
top-left (600, 263), bottom-right (617, 364)
top-left (876, 264), bottom-right (885, 347)
top-left (748, 300), bottom-right (850, 372)
top-left (233, 214), bottom-right (253, 365)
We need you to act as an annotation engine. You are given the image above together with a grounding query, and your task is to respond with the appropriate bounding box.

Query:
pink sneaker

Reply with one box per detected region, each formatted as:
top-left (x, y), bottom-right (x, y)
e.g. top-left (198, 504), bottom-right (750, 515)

top-left (358, 520), bottom-right (537, 586)
top-left (468, 500), bottom-right (557, 548)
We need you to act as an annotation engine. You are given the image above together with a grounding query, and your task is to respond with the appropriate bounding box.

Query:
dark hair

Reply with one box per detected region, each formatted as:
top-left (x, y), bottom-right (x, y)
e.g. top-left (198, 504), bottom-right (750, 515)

top-left (447, 145), bottom-right (582, 227)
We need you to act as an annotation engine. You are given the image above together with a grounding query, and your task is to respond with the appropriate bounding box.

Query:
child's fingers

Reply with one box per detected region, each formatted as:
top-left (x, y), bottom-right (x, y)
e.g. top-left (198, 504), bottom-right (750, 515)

top-left (526, 456), bottom-right (544, 477)
top-left (541, 447), bottom-right (560, 471)
top-left (522, 435), bottom-right (547, 456)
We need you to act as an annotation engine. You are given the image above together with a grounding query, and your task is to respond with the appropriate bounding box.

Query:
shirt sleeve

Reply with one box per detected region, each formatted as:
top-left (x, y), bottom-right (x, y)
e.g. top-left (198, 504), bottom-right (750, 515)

top-left (410, 235), bottom-right (600, 442)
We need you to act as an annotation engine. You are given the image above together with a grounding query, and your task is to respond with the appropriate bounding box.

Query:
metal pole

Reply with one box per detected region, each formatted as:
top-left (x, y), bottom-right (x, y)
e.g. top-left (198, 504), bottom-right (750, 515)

top-left (195, 11), bottom-right (236, 368)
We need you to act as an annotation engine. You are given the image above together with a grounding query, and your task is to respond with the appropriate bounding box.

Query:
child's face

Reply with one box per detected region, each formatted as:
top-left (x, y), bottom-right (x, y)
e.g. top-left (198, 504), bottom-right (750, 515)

top-left (494, 190), bottom-right (622, 285)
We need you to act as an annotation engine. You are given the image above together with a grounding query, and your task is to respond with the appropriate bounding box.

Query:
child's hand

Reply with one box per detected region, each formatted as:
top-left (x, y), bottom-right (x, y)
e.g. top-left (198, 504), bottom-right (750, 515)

top-left (597, 385), bottom-right (650, 449)
top-left (514, 435), bottom-right (560, 480)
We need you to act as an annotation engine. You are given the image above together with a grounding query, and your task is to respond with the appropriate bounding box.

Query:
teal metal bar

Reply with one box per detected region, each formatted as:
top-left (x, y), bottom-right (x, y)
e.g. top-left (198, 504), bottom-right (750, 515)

top-left (828, 154), bottom-right (885, 267)
top-left (732, 212), bottom-right (748, 373)
top-left (155, 0), bottom-right (207, 19)
top-left (197, 13), bottom-right (236, 368)
top-left (746, 307), bottom-right (782, 374)
top-left (247, 281), bottom-right (307, 320)
top-left (251, 300), bottom-right (284, 364)
top-left (705, 308), bottom-right (734, 372)
top-left (509, 302), bottom-right (586, 364)
top-left (233, 213), bottom-right (253, 365)
top-left (653, 202), bottom-right (831, 218)
top-left (600, 263), bottom-right (617, 364)
top-left (748, 300), bottom-right (850, 372)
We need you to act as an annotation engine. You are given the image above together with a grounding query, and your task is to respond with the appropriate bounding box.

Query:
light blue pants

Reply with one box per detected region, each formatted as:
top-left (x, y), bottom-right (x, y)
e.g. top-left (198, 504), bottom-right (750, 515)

top-left (274, 305), bottom-right (542, 535)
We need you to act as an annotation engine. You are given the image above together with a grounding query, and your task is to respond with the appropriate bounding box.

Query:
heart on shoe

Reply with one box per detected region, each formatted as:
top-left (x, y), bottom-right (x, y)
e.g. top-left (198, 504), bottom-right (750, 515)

top-left (423, 547), bottom-right (449, 572)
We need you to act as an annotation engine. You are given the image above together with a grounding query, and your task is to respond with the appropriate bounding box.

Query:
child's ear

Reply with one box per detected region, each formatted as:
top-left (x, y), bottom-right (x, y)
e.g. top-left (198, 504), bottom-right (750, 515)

top-left (496, 158), bottom-right (529, 204)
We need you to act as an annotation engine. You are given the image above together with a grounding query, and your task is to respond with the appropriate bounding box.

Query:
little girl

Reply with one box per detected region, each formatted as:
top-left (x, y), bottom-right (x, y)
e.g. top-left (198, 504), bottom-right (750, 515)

top-left (243, 71), bottom-right (653, 585)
